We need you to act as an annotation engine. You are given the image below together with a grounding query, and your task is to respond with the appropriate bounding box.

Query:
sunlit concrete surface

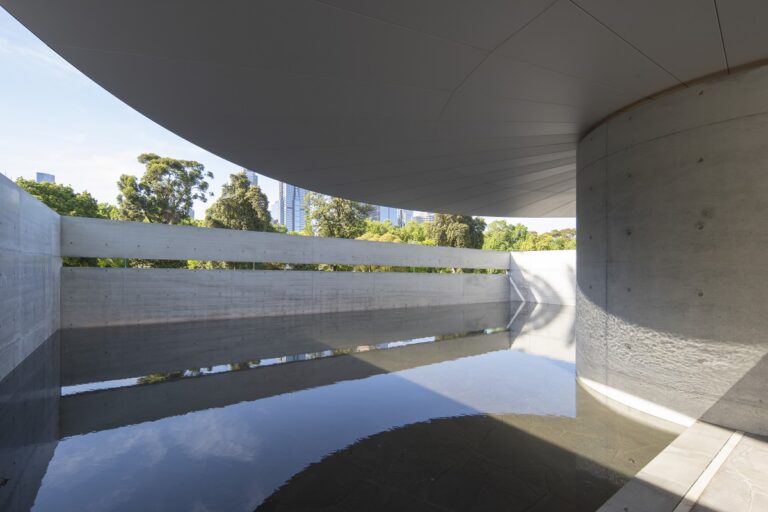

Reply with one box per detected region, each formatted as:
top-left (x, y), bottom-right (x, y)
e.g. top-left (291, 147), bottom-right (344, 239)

top-left (576, 64), bottom-right (768, 436)
top-left (598, 422), bottom-right (768, 512)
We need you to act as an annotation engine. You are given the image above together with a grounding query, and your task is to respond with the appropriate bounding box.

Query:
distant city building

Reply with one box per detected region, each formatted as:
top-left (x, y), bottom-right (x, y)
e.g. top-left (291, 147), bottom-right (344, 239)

top-left (369, 204), bottom-right (414, 227)
top-left (379, 206), bottom-right (400, 225)
top-left (187, 207), bottom-right (195, 219)
top-left (36, 172), bottom-right (55, 184)
top-left (279, 182), bottom-right (307, 232)
top-left (412, 211), bottom-right (435, 223)
top-left (269, 200), bottom-right (281, 225)
top-left (243, 169), bottom-right (258, 187)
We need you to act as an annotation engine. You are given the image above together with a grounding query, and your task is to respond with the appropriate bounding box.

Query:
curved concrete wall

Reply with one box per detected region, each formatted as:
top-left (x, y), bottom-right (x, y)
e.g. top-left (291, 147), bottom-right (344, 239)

top-left (0, 174), bottom-right (60, 383)
top-left (576, 65), bottom-right (768, 435)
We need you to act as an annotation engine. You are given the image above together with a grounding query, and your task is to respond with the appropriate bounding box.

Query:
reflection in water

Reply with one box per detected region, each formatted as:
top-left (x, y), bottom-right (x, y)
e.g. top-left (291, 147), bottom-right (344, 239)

top-left (61, 327), bottom-right (509, 396)
top-left (0, 302), bottom-right (681, 511)
top-left (0, 333), bottom-right (59, 512)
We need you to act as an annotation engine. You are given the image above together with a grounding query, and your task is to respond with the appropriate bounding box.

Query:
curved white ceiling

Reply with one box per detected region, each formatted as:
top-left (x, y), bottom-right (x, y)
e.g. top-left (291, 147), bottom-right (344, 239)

top-left (3, 0), bottom-right (767, 216)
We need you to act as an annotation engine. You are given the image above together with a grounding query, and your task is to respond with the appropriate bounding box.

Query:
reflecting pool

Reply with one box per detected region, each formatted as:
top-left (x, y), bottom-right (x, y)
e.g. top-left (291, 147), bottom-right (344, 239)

top-left (0, 302), bottom-right (681, 511)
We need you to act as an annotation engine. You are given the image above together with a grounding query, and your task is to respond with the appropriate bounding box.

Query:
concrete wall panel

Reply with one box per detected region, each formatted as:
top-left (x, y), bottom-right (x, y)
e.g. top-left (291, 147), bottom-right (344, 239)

top-left (61, 216), bottom-right (510, 269)
top-left (61, 268), bottom-right (510, 328)
top-left (510, 250), bottom-right (576, 306)
top-left (606, 65), bottom-right (768, 154)
top-left (576, 64), bottom-right (768, 435)
top-left (0, 174), bottom-right (60, 383)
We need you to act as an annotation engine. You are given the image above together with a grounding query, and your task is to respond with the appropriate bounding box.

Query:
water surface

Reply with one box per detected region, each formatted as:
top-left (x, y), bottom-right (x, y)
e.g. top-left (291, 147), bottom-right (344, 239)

top-left (0, 302), bottom-right (680, 511)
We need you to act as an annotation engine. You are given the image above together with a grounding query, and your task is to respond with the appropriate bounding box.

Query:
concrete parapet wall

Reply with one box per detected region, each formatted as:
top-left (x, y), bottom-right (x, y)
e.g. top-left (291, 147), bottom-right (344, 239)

top-left (576, 64), bottom-right (768, 435)
top-left (510, 250), bottom-right (575, 306)
top-left (0, 174), bottom-right (60, 383)
top-left (61, 216), bottom-right (510, 269)
top-left (61, 268), bottom-right (510, 328)
top-left (58, 215), bottom-right (578, 327)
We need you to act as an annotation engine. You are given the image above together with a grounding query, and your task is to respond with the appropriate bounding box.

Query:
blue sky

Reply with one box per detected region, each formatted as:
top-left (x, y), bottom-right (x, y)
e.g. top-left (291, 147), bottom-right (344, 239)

top-left (0, 9), bottom-right (574, 232)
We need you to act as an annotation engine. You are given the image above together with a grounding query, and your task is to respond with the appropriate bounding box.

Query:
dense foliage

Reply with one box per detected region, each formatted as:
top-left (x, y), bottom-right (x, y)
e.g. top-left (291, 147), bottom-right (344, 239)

top-left (482, 221), bottom-right (575, 251)
top-left (428, 214), bottom-right (486, 249)
top-left (205, 172), bottom-right (272, 232)
top-left (15, 178), bottom-right (102, 218)
top-left (117, 153), bottom-right (213, 224)
top-left (303, 193), bottom-right (374, 239)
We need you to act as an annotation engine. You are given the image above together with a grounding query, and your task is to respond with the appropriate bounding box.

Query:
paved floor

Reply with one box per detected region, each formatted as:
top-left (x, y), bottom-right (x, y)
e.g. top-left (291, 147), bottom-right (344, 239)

top-left (598, 421), bottom-right (768, 512)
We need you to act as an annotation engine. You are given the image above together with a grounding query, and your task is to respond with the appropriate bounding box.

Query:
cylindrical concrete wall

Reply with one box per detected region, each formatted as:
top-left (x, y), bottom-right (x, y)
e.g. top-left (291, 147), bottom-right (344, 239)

top-left (576, 65), bottom-right (768, 435)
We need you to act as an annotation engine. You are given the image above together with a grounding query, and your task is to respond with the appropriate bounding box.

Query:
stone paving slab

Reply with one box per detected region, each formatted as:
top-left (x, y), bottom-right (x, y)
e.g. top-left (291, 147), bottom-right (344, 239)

top-left (598, 421), bottom-right (768, 512)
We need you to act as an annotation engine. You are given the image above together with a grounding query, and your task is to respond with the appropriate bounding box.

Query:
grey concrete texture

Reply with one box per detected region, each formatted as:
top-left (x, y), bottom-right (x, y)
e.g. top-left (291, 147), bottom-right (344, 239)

top-left (510, 250), bottom-right (575, 305)
top-left (61, 216), bottom-right (510, 269)
top-left (0, 174), bottom-right (60, 383)
top-left (692, 433), bottom-right (768, 512)
top-left (597, 421), bottom-right (734, 512)
top-left (576, 64), bottom-right (768, 435)
top-left (61, 267), bottom-right (510, 328)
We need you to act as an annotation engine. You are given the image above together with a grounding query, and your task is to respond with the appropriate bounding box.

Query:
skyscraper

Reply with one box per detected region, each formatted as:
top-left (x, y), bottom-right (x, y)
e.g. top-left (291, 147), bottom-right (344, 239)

top-left (279, 182), bottom-right (307, 232)
top-left (379, 206), bottom-right (399, 225)
top-left (412, 211), bottom-right (435, 223)
top-left (36, 172), bottom-right (55, 184)
top-left (243, 169), bottom-right (258, 187)
top-left (269, 200), bottom-right (281, 225)
top-left (369, 204), bottom-right (414, 227)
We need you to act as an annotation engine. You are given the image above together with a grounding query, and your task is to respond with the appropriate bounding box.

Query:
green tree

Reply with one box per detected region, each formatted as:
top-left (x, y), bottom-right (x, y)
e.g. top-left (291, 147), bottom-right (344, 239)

top-left (98, 202), bottom-right (120, 220)
top-left (396, 220), bottom-right (433, 245)
top-left (205, 171), bottom-right (272, 231)
top-left (429, 214), bottom-right (486, 249)
top-left (515, 228), bottom-right (577, 251)
top-left (117, 153), bottom-right (213, 224)
top-left (15, 178), bottom-right (101, 218)
top-left (362, 219), bottom-right (396, 237)
top-left (303, 193), bottom-right (373, 239)
top-left (547, 228), bottom-right (577, 250)
top-left (482, 220), bottom-right (530, 251)
top-left (357, 232), bottom-right (403, 243)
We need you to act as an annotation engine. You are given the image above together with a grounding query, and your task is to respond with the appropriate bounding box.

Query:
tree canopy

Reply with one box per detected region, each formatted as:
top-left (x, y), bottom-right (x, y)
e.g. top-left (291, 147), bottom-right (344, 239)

top-left (205, 171), bottom-right (272, 231)
top-left (355, 216), bottom-right (575, 253)
top-left (117, 153), bottom-right (213, 224)
top-left (428, 214), bottom-right (486, 249)
top-left (516, 227), bottom-right (576, 251)
top-left (303, 193), bottom-right (373, 239)
top-left (16, 178), bottom-right (102, 218)
top-left (482, 221), bottom-right (530, 251)
top-left (357, 232), bottom-right (403, 243)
